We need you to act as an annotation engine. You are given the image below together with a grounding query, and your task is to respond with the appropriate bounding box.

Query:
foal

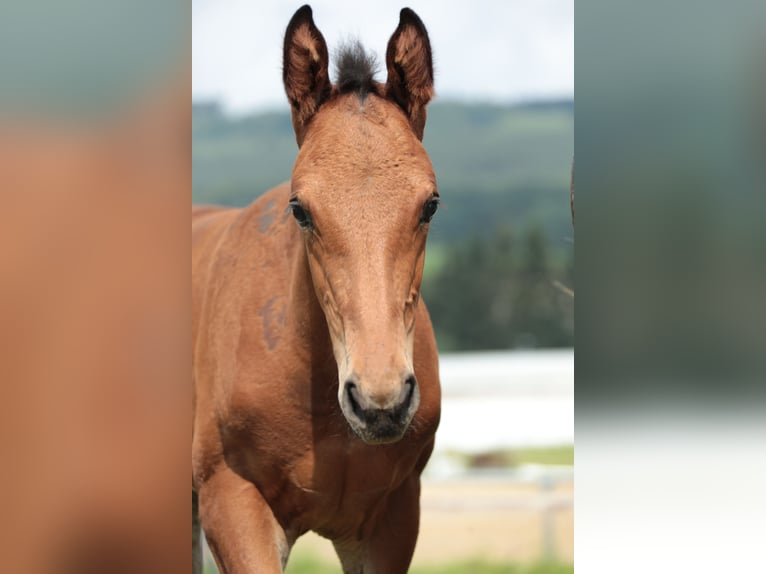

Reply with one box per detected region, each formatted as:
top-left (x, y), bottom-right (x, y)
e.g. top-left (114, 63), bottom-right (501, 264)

top-left (192, 6), bottom-right (441, 572)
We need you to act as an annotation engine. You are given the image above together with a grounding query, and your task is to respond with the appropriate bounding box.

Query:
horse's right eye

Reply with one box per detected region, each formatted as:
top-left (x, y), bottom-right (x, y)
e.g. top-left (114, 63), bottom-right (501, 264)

top-left (419, 196), bottom-right (440, 224)
top-left (288, 200), bottom-right (312, 229)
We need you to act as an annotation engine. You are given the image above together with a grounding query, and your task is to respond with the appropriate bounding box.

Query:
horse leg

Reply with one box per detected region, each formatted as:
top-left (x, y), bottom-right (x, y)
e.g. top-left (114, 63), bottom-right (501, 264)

top-left (198, 466), bottom-right (289, 574)
top-left (333, 477), bottom-right (421, 574)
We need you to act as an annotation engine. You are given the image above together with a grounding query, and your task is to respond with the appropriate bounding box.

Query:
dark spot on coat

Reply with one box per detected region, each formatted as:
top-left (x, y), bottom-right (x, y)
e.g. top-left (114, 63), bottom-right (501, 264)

top-left (258, 296), bottom-right (287, 350)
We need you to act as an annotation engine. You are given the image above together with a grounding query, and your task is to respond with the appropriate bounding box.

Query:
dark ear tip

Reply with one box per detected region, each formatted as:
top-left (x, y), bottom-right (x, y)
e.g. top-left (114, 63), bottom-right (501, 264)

top-left (285, 5), bottom-right (316, 44)
top-left (290, 5), bottom-right (314, 26)
top-left (399, 7), bottom-right (425, 29)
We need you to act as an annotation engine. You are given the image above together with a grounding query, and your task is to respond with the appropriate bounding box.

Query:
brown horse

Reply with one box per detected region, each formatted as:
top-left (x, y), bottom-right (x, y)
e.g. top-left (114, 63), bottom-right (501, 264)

top-left (192, 6), bottom-right (441, 573)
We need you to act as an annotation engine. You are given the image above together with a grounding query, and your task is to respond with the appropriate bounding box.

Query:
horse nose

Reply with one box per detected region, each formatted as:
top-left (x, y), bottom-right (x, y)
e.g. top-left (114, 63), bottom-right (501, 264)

top-left (341, 374), bottom-right (419, 441)
top-left (344, 374), bottom-right (416, 411)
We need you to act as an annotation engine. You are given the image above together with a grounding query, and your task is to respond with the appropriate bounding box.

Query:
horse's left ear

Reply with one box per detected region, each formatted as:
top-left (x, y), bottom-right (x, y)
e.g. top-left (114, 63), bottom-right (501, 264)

top-left (283, 5), bottom-right (332, 146)
top-left (384, 8), bottom-right (434, 140)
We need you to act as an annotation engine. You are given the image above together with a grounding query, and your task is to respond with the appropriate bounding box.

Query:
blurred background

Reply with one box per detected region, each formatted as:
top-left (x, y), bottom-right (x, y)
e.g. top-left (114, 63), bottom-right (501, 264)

top-left (576, 1), bottom-right (766, 572)
top-left (194, 1), bottom-right (573, 572)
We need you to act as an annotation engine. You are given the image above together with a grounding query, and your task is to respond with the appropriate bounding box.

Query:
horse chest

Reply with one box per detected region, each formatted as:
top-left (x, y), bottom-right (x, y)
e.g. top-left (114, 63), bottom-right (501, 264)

top-left (228, 412), bottom-right (426, 535)
top-left (287, 441), bottom-right (425, 536)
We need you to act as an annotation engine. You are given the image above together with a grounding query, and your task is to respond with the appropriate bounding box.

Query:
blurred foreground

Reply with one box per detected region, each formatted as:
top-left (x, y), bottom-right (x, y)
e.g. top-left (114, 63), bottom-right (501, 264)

top-left (0, 3), bottom-right (189, 569)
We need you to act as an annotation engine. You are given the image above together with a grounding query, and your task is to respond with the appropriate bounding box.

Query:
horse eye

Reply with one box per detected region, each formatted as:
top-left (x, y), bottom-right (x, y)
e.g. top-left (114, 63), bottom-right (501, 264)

top-left (288, 200), bottom-right (312, 229)
top-left (420, 197), bottom-right (440, 224)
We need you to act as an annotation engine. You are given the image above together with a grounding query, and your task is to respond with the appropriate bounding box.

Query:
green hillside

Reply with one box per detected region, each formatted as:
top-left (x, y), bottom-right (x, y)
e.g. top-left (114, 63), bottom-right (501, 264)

top-left (423, 101), bottom-right (573, 194)
top-left (192, 100), bottom-right (573, 248)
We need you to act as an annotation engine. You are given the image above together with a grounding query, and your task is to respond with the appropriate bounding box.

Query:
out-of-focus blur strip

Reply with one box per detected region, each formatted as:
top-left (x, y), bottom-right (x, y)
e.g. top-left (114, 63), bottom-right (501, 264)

top-left (576, 0), bottom-right (766, 572)
top-left (0, 2), bottom-right (189, 573)
top-left (576, 0), bottom-right (766, 402)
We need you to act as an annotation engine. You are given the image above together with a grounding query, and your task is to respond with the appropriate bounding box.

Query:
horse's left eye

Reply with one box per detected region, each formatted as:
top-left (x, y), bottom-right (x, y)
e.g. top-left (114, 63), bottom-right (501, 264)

top-left (420, 197), bottom-right (440, 224)
top-left (288, 200), bottom-right (312, 229)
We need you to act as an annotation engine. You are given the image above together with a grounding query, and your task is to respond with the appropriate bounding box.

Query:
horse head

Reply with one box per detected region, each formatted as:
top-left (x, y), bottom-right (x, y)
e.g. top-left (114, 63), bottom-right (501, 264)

top-left (283, 5), bottom-right (437, 444)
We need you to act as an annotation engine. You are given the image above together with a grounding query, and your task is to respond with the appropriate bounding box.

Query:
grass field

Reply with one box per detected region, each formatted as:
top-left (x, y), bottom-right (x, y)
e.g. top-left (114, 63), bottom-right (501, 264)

top-left (510, 445), bottom-right (574, 466)
top-left (449, 445), bottom-right (575, 469)
top-left (204, 554), bottom-right (573, 574)
top-left (283, 553), bottom-right (573, 574)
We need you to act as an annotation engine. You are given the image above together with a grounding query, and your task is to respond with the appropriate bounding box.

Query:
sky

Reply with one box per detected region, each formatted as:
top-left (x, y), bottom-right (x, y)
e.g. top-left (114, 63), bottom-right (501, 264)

top-left (193, 0), bottom-right (573, 115)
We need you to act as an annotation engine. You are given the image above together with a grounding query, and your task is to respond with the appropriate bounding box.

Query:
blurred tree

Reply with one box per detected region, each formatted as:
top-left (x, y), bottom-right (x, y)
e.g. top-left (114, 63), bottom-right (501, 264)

top-left (510, 227), bottom-right (569, 347)
top-left (423, 225), bottom-right (573, 351)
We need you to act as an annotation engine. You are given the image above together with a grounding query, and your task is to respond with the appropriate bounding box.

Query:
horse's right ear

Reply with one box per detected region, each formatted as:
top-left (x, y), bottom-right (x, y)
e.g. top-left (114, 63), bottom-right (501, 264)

top-left (384, 8), bottom-right (434, 140)
top-left (283, 5), bottom-right (332, 146)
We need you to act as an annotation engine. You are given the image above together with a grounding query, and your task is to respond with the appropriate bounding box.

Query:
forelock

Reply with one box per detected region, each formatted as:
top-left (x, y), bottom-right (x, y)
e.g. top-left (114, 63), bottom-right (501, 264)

top-left (334, 40), bottom-right (379, 99)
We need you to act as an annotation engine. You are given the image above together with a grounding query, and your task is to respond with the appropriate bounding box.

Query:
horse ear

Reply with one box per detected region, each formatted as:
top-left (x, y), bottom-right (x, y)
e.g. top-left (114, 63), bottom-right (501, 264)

top-left (283, 5), bottom-right (332, 146)
top-left (384, 8), bottom-right (434, 140)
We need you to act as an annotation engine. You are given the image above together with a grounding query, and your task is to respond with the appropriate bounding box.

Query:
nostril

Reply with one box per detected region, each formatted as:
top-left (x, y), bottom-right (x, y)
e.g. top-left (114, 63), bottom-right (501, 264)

top-left (345, 381), bottom-right (365, 420)
top-left (402, 374), bottom-right (417, 408)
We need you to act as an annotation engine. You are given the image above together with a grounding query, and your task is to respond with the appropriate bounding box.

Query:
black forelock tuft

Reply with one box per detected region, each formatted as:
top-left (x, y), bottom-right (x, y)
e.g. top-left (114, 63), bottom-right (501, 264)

top-left (334, 40), bottom-right (379, 98)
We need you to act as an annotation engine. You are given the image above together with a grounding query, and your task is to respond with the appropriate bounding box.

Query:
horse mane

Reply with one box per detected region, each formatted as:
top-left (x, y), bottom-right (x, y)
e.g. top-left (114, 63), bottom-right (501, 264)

top-left (334, 40), bottom-right (379, 98)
